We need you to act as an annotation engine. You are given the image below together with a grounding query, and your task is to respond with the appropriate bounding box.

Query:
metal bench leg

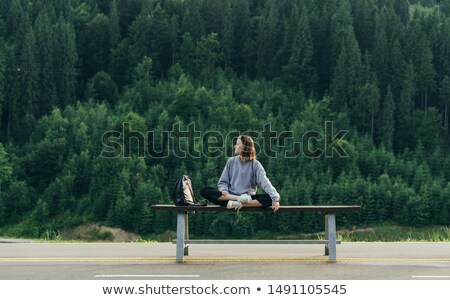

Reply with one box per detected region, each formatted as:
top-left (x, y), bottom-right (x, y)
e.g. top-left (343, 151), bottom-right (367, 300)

top-left (184, 213), bottom-right (189, 256)
top-left (327, 213), bottom-right (337, 261)
top-left (324, 214), bottom-right (329, 255)
top-left (176, 212), bottom-right (186, 262)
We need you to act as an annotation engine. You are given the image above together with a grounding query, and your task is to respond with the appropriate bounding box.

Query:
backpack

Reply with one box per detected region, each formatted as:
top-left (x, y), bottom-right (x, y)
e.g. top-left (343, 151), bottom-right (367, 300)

top-left (172, 175), bottom-right (205, 206)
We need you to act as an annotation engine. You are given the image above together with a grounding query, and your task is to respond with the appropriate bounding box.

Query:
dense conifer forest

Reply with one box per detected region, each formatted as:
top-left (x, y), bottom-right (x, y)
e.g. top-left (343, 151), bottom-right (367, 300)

top-left (0, 0), bottom-right (449, 239)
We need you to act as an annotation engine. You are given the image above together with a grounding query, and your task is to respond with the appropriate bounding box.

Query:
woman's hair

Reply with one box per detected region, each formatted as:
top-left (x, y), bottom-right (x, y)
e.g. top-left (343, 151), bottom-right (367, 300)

top-left (239, 135), bottom-right (256, 161)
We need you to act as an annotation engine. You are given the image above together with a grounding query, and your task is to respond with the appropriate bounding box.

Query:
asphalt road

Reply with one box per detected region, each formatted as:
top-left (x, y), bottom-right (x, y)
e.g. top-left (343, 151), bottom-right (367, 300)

top-left (0, 241), bottom-right (449, 280)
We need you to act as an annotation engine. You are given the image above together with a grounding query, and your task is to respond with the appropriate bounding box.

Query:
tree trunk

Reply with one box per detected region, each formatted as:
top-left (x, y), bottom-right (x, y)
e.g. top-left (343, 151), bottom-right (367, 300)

top-left (424, 85), bottom-right (428, 119)
top-left (7, 110), bottom-right (11, 139)
top-left (445, 103), bottom-right (449, 138)
top-left (371, 109), bottom-right (374, 142)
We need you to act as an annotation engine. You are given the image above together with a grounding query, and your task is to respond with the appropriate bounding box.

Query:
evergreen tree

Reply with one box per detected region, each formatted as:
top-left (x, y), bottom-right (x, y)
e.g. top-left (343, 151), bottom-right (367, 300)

top-left (350, 0), bottom-right (376, 53)
top-left (439, 76), bottom-right (450, 137)
top-left (0, 44), bottom-right (4, 122)
top-left (230, 0), bottom-right (251, 74)
top-left (330, 30), bottom-right (362, 112)
top-left (196, 33), bottom-right (222, 84)
top-left (433, 19), bottom-right (450, 86)
top-left (256, 0), bottom-right (281, 79)
top-left (329, 0), bottom-right (354, 72)
top-left (221, 0), bottom-right (233, 70)
top-left (53, 17), bottom-right (77, 105)
top-left (394, 0), bottom-right (410, 25)
top-left (34, 10), bottom-right (57, 115)
top-left (354, 83), bottom-right (380, 141)
top-left (372, 19), bottom-right (389, 94)
top-left (389, 39), bottom-right (406, 100)
top-left (0, 144), bottom-right (12, 205)
top-left (5, 0), bottom-right (24, 42)
top-left (278, 2), bottom-right (314, 93)
top-left (378, 86), bottom-right (395, 150)
top-left (395, 62), bottom-right (416, 151)
top-left (79, 13), bottom-right (111, 84)
top-left (18, 26), bottom-right (38, 140)
top-left (181, 0), bottom-right (205, 43)
top-left (85, 71), bottom-right (119, 105)
top-left (109, 0), bottom-right (120, 48)
top-left (416, 43), bottom-right (436, 116)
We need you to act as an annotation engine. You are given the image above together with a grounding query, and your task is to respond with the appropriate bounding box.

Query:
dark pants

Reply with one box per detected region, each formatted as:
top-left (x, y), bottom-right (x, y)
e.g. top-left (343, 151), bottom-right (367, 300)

top-left (199, 187), bottom-right (272, 208)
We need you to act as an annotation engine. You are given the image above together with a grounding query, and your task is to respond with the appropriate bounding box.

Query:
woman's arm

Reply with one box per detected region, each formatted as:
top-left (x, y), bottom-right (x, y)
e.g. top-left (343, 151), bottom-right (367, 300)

top-left (217, 158), bottom-right (231, 193)
top-left (254, 161), bottom-right (280, 202)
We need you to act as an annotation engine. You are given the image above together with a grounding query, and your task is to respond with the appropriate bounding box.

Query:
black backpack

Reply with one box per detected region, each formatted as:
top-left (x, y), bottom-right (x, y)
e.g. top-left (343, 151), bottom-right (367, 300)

top-left (172, 175), bottom-right (205, 206)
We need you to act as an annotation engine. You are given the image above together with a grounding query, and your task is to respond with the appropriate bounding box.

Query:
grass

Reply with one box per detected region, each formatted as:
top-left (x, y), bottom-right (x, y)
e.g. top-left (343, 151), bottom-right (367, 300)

top-left (267, 224), bottom-right (450, 242)
top-left (1, 223), bottom-right (449, 243)
top-left (336, 225), bottom-right (450, 242)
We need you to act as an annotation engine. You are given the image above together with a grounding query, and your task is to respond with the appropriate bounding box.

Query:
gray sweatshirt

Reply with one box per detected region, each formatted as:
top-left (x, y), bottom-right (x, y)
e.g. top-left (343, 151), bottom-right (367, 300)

top-left (218, 156), bottom-right (280, 202)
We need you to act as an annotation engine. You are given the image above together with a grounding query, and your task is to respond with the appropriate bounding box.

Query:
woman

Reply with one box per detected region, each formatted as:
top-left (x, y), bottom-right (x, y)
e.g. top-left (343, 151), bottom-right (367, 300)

top-left (200, 135), bottom-right (280, 212)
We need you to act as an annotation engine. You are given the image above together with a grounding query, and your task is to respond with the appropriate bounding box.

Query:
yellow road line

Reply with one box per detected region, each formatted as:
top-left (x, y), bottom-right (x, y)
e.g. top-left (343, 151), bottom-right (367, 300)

top-left (0, 257), bottom-right (449, 263)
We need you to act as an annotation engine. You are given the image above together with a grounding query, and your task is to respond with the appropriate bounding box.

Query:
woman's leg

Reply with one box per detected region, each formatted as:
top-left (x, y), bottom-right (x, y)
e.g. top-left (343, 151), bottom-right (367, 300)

top-left (199, 187), bottom-right (238, 206)
top-left (241, 194), bottom-right (272, 208)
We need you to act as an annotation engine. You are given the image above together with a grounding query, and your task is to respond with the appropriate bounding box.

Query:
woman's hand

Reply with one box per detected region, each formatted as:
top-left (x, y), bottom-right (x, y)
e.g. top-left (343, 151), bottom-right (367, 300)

top-left (221, 191), bottom-right (229, 197)
top-left (271, 201), bottom-right (280, 212)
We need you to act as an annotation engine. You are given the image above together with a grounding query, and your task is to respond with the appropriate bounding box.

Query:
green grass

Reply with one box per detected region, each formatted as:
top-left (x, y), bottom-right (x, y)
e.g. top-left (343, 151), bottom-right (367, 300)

top-left (268, 224), bottom-right (450, 242)
top-left (336, 225), bottom-right (450, 242)
top-left (2, 223), bottom-right (450, 243)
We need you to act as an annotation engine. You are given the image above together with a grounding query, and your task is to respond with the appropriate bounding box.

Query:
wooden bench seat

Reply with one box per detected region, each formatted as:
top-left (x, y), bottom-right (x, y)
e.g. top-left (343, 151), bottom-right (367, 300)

top-left (151, 205), bottom-right (361, 262)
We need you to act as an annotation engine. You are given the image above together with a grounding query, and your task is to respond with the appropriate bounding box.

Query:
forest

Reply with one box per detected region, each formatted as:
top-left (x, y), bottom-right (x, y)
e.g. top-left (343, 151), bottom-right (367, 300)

top-left (0, 0), bottom-right (449, 239)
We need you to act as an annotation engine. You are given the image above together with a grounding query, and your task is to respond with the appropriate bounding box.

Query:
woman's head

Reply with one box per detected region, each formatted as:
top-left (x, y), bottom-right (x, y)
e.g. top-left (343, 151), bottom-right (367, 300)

top-left (234, 135), bottom-right (256, 161)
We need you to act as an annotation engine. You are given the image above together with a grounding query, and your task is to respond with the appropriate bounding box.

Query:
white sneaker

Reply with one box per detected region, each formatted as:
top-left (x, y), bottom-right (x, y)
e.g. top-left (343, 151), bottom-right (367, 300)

top-left (237, 194), bottom-right (252, 203)
top-left (226, 200), bottom-right (243, 211)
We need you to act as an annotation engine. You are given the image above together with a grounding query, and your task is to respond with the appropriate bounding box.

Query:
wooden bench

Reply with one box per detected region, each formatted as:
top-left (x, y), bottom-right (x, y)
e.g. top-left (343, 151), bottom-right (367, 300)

top-left (151, 205), bottom-right (361, 262)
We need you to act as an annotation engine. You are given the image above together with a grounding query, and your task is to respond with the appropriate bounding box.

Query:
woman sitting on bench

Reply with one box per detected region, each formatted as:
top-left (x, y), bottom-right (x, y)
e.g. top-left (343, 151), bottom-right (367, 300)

top-left (200, 135), bottom-right (280, 212)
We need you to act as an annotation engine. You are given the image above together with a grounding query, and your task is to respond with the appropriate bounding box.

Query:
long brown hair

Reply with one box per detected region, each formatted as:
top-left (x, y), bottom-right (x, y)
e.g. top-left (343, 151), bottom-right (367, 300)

top-left (239, 135), bottom-right (256, 161)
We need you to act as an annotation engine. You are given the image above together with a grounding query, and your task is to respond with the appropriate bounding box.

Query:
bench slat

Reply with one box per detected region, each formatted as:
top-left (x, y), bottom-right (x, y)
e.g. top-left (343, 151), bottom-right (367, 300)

top-left (151, 204), bottom-right (361, 213)
top-left (174, 239), bottom-right (341, 245)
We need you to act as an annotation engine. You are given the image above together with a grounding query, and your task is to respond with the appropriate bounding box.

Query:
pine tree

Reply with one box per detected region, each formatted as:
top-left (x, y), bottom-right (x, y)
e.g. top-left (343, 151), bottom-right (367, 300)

top-left (389, 39), bottom-right (406, 100)
top-left (0, 144), bottom-right (12, 206)
top-left (378, 86), bottom-right (395, 150)
top-left (196, 33), bottom-right (222, 84)
top-left (416, 43), bottom-right (436, 117)
top-left (109, 0), bottom-right (120, 48)
top-left (5, 0), bottom-right (24, 42)
top-left (439, 76), bottom-right (450, 137)
top-left (273, 3), bottom-right (299, 74)
top-left (80, 13), bottom-right (111, 84)
top-left (354, 83), bottom-right (380, 141)
top-left (393, 0), bottom-right (410, 25)
top-left (30, 199), bottom-right (50, 228)
top-left (221, 0), bottom-right (234, 70)
top-left (34, 10), bottom-right (57, 115)
top-left (181, 0), bottom-right (205, 43)
top-left (433, 19), bottom-right (450, 87)
top-left (18, 26), bottom-right (38, 140)
top-left (350, 0), bottom-right (376, 53)
top-left (330, 30), bottom-right (362, 112)
top-left (283, 2), bottom-right (314, 93)
top-left (372, 20), bottom-right (389, 94)
top-left (256, 0), bottom-right (281, 79)
top-left (231, 0), bottom-right (251, 74)
top-left (0, 45), bottom-right (4, 122)
top-left (395, 62), bottom-right (416, 151)
top-left (329, 0), bottom-right (358, 72)
top-left (1, 44), bottom-right (20, 140)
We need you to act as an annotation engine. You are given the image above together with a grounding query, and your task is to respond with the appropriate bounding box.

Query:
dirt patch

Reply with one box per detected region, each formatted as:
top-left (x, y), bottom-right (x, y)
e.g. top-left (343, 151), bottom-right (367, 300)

top-left (62, 223), bottom-right (139, 242)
